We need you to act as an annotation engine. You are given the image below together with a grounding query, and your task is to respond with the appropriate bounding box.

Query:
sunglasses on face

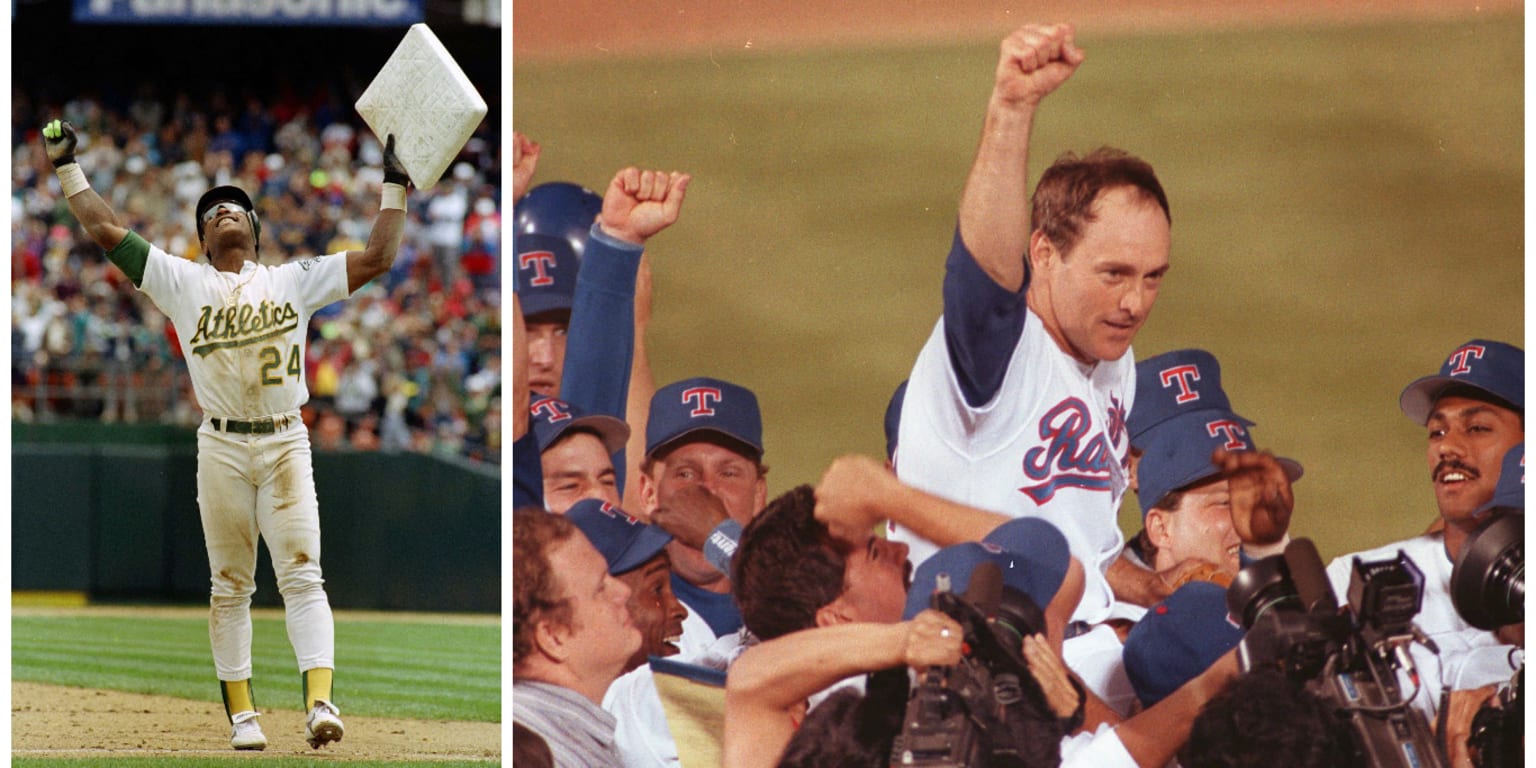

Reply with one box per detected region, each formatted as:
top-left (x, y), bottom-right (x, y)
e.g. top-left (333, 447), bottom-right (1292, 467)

top-left (201, 201), bottom-right (248, 226)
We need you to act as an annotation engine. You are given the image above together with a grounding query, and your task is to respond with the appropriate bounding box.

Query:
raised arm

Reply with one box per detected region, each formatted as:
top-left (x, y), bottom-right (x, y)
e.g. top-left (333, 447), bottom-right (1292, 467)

top-left (43, 120), bottom-right (130, 255)
top-left (621, 252), bottom-right (656, 512)
top-left (1114, 649), bottom-right (1239, 767)
top-left (723, 612), bottom-right (963, 768)
top-left (512, 131), bottom-right (541, 202)
top-left (957, 24), bottom-right (1083, 291)
top-left (815, 454), bottom-right (1011, 545)
top-left (560, 167), bottom-right (691, 491)
top-left (345, 134), bottom-right (408, 294)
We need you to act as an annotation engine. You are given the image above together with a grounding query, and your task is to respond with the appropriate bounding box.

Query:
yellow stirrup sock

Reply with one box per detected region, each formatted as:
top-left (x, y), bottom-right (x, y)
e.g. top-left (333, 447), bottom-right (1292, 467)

top-left (303, 667), bottom-right (334, 709)
top-left (220, 679), bottom-right (256, 722)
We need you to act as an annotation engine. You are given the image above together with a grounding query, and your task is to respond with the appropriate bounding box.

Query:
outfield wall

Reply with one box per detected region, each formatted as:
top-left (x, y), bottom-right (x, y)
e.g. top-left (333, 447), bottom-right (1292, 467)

top-left (12, 425), bottom-right (500, 613)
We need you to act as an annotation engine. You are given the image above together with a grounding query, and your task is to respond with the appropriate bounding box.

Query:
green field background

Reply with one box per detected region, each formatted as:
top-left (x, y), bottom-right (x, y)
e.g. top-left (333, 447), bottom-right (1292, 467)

top-left (12, 609), bottom-right (498, 766)
top-left (515, 15), bottom-right (1524, 563)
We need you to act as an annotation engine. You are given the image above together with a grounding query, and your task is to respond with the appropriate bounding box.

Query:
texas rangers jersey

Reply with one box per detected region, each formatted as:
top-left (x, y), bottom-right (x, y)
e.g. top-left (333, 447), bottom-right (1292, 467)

top-left (124, 233), bottom-right (350, 418)
top-left (894, 307), bottom-right (1135, 625)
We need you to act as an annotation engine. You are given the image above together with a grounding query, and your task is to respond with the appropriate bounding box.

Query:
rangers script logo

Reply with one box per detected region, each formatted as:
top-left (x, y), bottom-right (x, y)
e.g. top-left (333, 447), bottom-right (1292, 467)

top-left (1019, 398), bottom-right (1118, 504)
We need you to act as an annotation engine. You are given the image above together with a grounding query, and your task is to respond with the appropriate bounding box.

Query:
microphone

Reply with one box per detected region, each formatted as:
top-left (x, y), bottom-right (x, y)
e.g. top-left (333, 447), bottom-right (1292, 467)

top-left (1284, 538), bottom-right (1338, 617)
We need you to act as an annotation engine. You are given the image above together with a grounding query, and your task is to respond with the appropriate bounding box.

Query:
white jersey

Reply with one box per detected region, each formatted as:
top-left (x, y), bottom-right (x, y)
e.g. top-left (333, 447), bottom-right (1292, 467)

top-left (894, 310), bottom-right (1135, 624)
top-left (1326, 534), bottom-right (1522, 723)
top-left (138, 239), bottom-right (350, 418)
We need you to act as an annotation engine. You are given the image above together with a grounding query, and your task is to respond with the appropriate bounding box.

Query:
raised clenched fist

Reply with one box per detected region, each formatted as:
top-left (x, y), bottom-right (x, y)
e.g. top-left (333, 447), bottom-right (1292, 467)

top-left (992, 23), bottom-right (1086, 109)
top-left (42, 119), bottom-right (78, 167)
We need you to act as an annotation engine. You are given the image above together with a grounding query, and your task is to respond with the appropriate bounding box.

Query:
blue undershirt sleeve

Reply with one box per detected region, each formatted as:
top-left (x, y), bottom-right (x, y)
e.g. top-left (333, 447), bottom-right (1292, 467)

top-left (512, 430), bottom-right (545, 511)
top-left (559, 224), bottom-right (643, 493)
top-left (941, 226), bottom-right (1030, 408)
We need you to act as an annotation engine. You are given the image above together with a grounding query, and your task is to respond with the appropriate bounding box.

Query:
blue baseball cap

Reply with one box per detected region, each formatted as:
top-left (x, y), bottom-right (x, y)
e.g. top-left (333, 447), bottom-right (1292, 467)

top-left (884, 380), bottom-right (908, 462)
top-left (1400, 339), bottom-right (1524, 425)
top-left (529, 395), bottom-right (630, 455)
top-left (1129, 349), bottom-right (1252, 448)
top-left (1475, 442), bottom-right (1524, 518)
top-left (1135, 410), bottom-right (1304, 515)
top-left (1123, 580), bottom-right (1245, 707)
top-left (514, 233), bottom-right (579, 317)
top-left (566, 498), bottom-right (673, 575)
top-left (645, 377), bottom-right (763, 460)
top-left (902, 523), bottom-right (1070, 621)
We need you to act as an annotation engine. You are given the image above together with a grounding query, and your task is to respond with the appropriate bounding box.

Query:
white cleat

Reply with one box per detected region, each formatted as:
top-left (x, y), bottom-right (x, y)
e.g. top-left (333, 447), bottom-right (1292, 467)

top-left (230, 710), bottom-right (267, 751)
top-left (305, 698), bottom-right (345, 749)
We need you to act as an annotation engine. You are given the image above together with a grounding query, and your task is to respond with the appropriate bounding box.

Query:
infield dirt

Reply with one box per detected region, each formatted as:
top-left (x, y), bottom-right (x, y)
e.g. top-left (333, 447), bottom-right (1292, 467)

top-left (12, 681), bottom-right (500, 761)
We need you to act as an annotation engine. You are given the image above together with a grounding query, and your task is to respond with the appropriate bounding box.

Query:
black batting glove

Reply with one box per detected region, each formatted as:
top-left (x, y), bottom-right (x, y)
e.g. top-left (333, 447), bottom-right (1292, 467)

top-left (42, 119), bottom-right (78, 168)
top-left (383, 134), bottom-right (410, 187)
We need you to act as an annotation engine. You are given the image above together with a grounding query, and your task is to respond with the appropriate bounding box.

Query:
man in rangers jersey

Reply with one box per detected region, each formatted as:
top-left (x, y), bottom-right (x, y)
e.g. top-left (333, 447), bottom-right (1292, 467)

top-left (892, 24), bottom-right (1170, 632)
top-left (1323, 339), bottom-right (1523, 755)
top-left (43, 118), bottom-right (407, 750)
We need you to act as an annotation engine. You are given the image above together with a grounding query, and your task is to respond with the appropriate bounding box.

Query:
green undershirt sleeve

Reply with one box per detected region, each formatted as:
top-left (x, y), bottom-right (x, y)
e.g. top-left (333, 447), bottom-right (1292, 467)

top-left (105, 230), bottom-right (151, 287)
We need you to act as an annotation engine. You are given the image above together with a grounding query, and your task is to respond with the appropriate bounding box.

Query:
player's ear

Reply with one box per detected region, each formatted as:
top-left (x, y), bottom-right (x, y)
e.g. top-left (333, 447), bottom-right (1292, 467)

top-left (637, 468), bottom-right (660, 517)
top-left (1027, 229), bottom-right (1058, 270)
top-left (814, 595), bottom-right (855, 628)
top-left (1145, 508), bottom-right (1172, 550)
top-left (533, 613), bottom-right (573, 663)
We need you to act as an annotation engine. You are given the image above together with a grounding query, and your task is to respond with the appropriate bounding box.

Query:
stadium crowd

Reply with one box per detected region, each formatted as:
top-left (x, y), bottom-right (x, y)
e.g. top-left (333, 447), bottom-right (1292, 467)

top-left (11, 85), bottom-right (502, 464)
top-left (511, 22), bottom-right (1523, 768)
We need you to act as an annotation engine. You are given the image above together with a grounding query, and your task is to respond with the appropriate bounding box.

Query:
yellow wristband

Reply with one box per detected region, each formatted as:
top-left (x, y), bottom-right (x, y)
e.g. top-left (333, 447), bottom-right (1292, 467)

top-left (381, 183), bottom-right (406, 211)
top-left (57, 163), bottom-right (89, 197)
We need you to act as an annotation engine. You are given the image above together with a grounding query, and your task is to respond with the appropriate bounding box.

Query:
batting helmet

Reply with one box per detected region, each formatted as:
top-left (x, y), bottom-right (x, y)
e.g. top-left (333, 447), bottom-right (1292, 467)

top-left (514, 181), bottom-right (602, 262)
top-left (196, 185), bottom-right (261, 250)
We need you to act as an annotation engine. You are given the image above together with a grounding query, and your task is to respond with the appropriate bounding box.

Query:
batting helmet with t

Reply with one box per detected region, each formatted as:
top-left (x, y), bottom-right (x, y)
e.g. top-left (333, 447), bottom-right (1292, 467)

top-left (196, 185), bottom-right (261, 250)
top-left (514, 181), bottom-right (602, 262)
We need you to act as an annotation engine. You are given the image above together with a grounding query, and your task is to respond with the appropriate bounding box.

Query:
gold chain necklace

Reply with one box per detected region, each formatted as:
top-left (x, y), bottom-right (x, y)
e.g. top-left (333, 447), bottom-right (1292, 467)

top-left (222, 264), bottom-right (258, 309)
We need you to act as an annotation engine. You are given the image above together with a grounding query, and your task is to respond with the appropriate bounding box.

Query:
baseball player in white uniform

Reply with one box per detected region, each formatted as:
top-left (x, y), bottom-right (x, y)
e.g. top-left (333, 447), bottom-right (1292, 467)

top-left (890, 25), bottom-right (1171, 700)
top-left (42, 118), bottom-right (409, 751)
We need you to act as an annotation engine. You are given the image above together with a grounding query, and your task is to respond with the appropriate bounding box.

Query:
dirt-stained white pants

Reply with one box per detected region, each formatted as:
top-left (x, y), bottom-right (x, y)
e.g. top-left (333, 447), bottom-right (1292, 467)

top-left (197, 414), bottom-right (334, 681)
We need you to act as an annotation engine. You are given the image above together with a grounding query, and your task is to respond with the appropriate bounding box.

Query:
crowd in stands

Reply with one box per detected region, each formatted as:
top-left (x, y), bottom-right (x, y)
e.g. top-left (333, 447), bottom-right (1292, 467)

top-left (11, 86), bottom-right (502, 464)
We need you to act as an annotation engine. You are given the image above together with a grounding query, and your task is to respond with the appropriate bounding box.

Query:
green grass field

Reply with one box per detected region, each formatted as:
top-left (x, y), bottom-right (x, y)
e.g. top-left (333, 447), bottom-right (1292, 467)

top-left (514, 15), bottom-right (1524, 562)
top-left (12, 611), bottom-right (499, 722)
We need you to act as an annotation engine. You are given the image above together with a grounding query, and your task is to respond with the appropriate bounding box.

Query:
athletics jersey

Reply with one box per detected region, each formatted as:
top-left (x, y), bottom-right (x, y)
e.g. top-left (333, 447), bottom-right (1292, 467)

top-left (116, 232), bottom-right (350, 419)
top-left (893, 232), bottom-right (1134, 625)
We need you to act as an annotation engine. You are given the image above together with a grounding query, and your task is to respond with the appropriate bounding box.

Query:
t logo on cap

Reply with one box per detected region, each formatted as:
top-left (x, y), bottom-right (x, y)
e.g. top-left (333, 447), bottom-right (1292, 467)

top-left (1205, 419), bottom-right (1248, 451)
top-left (682, 386), bottom-right (723, 417)
top-left (530, 397), bottom-right (572, 424)
top-left (1448, 344), bottom-right (1486, 376)
top-left (519, 251), bottom-right (558, 287)
top-left (596, 501), bottom-right (643, 525)
top-left (1160, 364), bottom-right (1203, 404)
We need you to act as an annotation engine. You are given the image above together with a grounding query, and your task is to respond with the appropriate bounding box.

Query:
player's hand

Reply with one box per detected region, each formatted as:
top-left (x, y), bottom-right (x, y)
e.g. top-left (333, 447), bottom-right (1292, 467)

top-left (650, 484), bottom-right (730, 549)
top-left (814, 454), bottom-right (897, 543)
top-left (382, 134), bottom-right (410, 187)
top-left (598, 167), bottom-right (691, 245)
top-left (512, 131), bottom-right (541, 202)
top-left (42, 119), bottom-right (78, 167)
top-left (993, 23), bottom-right (1085, 109)
top-left (1022, 634), bottom-right (1081, 720)
top-left (1444, 684), bottom-right (1499, 768)
top-left (1162, 557), bottom-right (1232, 591)
top-left (900, 610), bottom-right (964, 672)
top-left (1214, 448), bottom-right (1294, 546)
